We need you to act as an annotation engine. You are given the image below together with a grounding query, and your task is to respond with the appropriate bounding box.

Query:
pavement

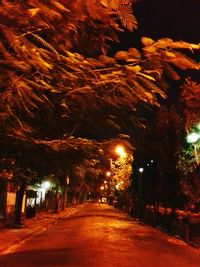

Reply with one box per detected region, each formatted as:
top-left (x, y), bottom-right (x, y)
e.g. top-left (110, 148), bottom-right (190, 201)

top-left (0, 203), bottom-right (198, 267)
top-left (0, 206), bottom-right (81, 254)
top-left (0, 204), bottom-right (199, 256)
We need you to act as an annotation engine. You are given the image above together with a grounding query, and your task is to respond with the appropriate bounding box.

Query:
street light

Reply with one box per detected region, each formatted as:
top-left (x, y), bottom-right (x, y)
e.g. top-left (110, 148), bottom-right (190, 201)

top-left (106, 171), bottom-right (111, 177)
top-left (115, 145), bottom-right (126, 157)
top-left (139, 167), bottom-right (144, 173)
top-left (115, 184), bottom-right (120, 190)
top-left (42, 181), bottom-right (51, 190)
top-left (186, 133), bottom-right (200, 144)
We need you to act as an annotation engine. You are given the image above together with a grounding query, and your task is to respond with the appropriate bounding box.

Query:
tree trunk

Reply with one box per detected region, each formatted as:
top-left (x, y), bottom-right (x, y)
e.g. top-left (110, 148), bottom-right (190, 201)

top-left (53, 190), bottom-right (59, 213)
top-left (61, 184), bottom-right (67, 210)
top-left (13, 182), bottom-right (26, 226)
top-left (0, 178), bottom-right (7, 217)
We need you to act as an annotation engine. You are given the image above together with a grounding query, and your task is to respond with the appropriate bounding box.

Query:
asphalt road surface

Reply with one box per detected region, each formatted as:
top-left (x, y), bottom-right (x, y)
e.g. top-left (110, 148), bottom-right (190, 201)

top-left (0, 203), bottom-right (199, 267)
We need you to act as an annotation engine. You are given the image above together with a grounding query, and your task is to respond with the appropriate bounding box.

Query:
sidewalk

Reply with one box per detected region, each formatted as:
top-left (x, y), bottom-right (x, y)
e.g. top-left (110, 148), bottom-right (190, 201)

top-left (0, 206), bottom-right (81, 254)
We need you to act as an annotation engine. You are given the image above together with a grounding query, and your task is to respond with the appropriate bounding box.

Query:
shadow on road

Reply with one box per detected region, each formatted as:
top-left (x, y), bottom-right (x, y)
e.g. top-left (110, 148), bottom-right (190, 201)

top-left (0, 248), bottom-right (84, 266)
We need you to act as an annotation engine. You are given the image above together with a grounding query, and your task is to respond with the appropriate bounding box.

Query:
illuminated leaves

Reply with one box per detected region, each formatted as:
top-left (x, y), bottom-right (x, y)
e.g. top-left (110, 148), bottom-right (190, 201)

top-left (0, 1), bottom-right (199, 148)
top-left (142, 37), bottom-right (199, 81)
top-left (100, 0), bottom-right (137, 31)
top-left (176, 81), bottom-right (200, 201)
top-left (117, 2), bottom-right (137, 31)
top-left (111, 153), bottom-right (133, 190)
top-left (164, 51), bottom-right (199, 71)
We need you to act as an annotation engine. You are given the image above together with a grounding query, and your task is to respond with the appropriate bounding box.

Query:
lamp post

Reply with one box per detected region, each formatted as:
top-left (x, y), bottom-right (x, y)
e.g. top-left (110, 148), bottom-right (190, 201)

top-left (138, 166), bottom-right (145, 220)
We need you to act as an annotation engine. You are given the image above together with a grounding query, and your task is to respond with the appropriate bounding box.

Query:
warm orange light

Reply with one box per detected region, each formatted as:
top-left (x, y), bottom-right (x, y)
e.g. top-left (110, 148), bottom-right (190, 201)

top-left (100, 186), bottom-right (104, 190)
top-left (115, 184), bottom-right (120, 189)
top-left (115, 145), bottom-right (126, 157)
top-left (106, 171), bottom-right (111, 177)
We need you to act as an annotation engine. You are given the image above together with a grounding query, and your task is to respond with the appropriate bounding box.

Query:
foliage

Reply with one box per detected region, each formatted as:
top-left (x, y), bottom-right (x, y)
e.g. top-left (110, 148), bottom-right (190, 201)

top-left (176, 80), bottom-right (200, 203)
top-left (69, 159), bottom-right (101, 194)
top-left (131, 102), bottom-right (185, 210)
top-left (111, 153), bottom-right (133, 190)
top-left (0, 0), bottom-right (199, 206)
top-left (181, 80), bottom-right (200, 130)
top-left (0, 1), bottom-right (199, 144)
top-left (177, 126), bottom-right (200, 203)
top-left (179, 174), bottom-right (200, 203)
top-left (177, 146), bottom-right (200, 202)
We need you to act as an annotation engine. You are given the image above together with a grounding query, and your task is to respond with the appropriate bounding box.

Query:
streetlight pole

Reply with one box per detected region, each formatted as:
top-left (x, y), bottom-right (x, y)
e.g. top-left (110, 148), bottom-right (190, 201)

top-left (138, 167), bottom-right (145, 220)
top-left (193, 143), bottom-right (199, 165)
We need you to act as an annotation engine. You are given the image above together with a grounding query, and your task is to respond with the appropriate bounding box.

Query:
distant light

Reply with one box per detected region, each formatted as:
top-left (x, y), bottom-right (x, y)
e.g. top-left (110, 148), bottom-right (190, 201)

top-left (106, 171), bottom-right (111, 177)
top-left (150, 160), bottom-right (154, 163)
top-left (115, 184), bottom-right (120, 189)
top-left (104, 180), bottom-right (107, 184)
top-left (41, 181), bottom-right (51, 189)
top-left (115, 145), bottom-right (126, 157)
top-left (139, 168), bottom-right (144, 173)
top-left (147, 163), bottom-right (150, 166)
top-left (100, 186), bottom-right (104, 190)
top-left (187, 133), bottom-right (200, 143)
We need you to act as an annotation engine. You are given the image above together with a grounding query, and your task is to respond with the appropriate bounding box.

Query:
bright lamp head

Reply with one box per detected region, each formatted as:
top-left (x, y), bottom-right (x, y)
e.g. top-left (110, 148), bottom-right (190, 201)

top-left (186, 133), bottom-right (200, 144)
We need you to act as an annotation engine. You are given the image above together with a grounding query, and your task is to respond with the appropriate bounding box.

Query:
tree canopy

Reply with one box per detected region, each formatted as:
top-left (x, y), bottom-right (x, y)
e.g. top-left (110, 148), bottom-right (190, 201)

top-left (0, 0), bottom-right (199, 202)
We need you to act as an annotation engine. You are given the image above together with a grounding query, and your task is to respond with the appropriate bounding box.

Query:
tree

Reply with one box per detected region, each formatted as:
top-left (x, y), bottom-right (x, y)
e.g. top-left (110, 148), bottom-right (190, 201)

top-left (12, 167), bottom-right (37, 225)
top-left (0, 0), bottom-right (199, 221)
top-left (0, 1), bottom-right (199, 143)
top-left (177, 80), bottom-right (200, 207)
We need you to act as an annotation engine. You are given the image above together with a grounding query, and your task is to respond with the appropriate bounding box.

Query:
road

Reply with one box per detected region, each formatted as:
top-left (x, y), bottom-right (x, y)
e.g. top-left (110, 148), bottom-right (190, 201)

top-left (0, 203), bottom-right (199, 267)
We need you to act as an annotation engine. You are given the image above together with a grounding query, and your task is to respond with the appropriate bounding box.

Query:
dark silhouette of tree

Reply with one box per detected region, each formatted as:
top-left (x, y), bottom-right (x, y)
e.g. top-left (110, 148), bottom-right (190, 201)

top-left (0, 0), bottom-right (199, 223)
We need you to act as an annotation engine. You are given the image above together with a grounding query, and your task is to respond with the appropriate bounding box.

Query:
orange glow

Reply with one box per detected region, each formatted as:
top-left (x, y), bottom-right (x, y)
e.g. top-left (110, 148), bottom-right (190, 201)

top-left (106, 171), bottom-right (111, 177)
top-left (115, 145), bottom-right (126, 157)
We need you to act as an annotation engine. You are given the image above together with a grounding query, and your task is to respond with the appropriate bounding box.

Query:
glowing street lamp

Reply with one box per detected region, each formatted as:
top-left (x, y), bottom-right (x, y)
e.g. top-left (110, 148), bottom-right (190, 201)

top-left (186, 133), bottom-right (200, 144)
top-left (42, 181), bottom-right (51, 190)
top-left (115, 145), bottom-right (126, 157)
top-left (139, 167), bottom-right (144, 173)
top-left (106, 171), bottom-right (111, 177)
top-left (115, 184), bottom-right (120, 190)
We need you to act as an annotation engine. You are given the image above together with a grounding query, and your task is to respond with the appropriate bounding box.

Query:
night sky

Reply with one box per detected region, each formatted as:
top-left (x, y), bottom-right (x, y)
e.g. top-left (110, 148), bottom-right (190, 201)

top-left (112, 0), bottom-right (200, 52)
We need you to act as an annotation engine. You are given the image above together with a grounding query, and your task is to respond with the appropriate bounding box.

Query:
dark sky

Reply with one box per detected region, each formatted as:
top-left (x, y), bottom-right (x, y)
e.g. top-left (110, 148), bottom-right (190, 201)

top-left (113, 0), bottom-right (200, 52)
